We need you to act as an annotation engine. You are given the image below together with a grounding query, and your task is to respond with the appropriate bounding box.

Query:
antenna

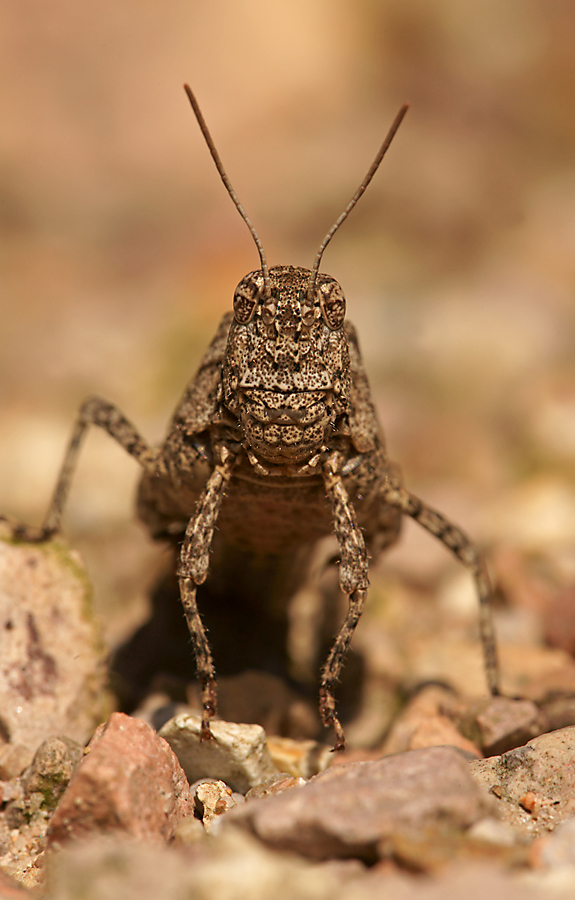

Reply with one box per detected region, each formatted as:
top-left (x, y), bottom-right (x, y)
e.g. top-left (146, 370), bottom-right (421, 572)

top-left (308, 103), bottom-right (409, 302)
top-left (184, 84), bottom-right (271, 298)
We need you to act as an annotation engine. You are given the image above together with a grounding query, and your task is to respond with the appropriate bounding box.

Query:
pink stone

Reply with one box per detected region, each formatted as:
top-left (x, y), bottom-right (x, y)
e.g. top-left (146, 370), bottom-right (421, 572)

top-left (48, 713), bottom-right (194, 846)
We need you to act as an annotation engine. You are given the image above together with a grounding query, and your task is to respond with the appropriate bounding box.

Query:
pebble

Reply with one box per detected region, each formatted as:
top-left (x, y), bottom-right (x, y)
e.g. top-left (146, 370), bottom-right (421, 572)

top-left (534, 816), bottom-right (575, 869)
top-left (0, 745), bottom-right (35, 782)
top-left (47, 712), bottom-right (194, 846)
top-left (22, 736), bottom-right (83, 813)
top-left (45, 828), bottom-right (341, 900)
top-left (460, 695), bottom-right (546, 756)
top-left (194, 780), bottom-right (236, 833)
top-left (470, 725), bottom-right (575, 835)
top-left (229, 745), bottom-right (492, 861)
top-left (265, 735), bottom-right (332, 778)
top-left (0, 529), bottom-right (110, 753)
top-left (0, 737), bottom-right (83, 889)
top-left (380, 684), bottom-right (481, 757)
top-left (0, 867), bottom-right (32, 898)
top-left (245, 773), bottom-right (306, 802)
top-left (159, 714), bottom-right (279, 793)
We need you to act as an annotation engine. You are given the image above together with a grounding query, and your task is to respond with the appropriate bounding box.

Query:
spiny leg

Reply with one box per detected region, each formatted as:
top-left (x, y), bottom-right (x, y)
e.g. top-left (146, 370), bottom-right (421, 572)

top-left (321, 452), bottom-right (369, 751)
top-left (381, 480), bottom-right (500, 696)
top-left (178, 444), bottom-right (237, 740)
top-left (11, 395), bottom-right (157, 542)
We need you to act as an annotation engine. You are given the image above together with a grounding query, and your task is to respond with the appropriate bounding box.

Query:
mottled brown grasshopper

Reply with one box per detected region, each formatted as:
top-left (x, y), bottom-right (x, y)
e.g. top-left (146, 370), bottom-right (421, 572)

top-left (10, 86), bottom-right (499, 750)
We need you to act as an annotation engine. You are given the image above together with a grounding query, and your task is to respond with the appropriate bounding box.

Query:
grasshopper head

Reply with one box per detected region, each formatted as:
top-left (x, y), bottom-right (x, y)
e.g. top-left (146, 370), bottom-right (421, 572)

top-left (183, 86), bottom-right (406, 467)
top-left (222, 265), bottom-right (350, 465)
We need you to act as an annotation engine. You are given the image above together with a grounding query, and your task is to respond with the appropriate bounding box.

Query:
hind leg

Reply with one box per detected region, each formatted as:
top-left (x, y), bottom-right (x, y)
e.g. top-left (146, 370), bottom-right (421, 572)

top-left (379, 477), bottom-right (499, 696)
top-left (7, 395), bottom-right (157, 542)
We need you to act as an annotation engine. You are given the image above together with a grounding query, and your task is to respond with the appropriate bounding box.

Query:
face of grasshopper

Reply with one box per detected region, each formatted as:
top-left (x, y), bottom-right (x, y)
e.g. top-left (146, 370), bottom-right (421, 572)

top-left (222, 265), bottom-right (351, 467)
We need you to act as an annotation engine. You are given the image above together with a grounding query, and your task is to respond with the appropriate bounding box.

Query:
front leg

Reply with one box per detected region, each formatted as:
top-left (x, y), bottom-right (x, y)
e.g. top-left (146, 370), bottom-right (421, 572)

top-left (380, 478), bottom-right (500, 697)
top-left (320, 451), bottom-right (370, 751)
top-left (10, 395), bottom-right (157, 542)
top-left (177, 443), bottom-right (238, 740)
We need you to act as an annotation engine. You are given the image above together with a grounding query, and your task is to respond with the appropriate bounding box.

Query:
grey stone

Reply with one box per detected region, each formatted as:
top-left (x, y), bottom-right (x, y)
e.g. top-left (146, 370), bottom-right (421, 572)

top-left (461, 696), bottom-right (546, 756)
top-left (159, 714), bottom-right (279, 793)
top-left (230, 746), bottom-right (492, 861)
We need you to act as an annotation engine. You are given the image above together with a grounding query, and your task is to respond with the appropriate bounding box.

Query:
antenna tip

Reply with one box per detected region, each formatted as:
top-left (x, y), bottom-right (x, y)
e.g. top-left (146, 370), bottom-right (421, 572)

top-left (397, 103), bottom-right (410, 123)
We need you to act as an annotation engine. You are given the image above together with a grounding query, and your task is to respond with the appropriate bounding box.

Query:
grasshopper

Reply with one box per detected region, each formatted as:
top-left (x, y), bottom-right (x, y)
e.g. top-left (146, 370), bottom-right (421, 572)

top-left (9, 86), bottom-right (499, 750)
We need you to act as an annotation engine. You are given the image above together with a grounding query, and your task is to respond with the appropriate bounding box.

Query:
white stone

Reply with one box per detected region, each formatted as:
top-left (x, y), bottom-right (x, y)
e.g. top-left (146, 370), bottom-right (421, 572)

top-left (159, 714), bottom-right (279, 793)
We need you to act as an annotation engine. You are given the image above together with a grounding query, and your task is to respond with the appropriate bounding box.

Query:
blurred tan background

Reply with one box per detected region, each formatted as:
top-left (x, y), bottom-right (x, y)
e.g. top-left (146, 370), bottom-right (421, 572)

top-left (2, 0), bottom-right (575, 654)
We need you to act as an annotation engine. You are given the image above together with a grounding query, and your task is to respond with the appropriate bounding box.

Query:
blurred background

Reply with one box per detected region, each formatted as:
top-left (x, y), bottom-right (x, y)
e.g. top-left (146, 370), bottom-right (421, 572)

top-left (1, 0), bottom-right (575, 689)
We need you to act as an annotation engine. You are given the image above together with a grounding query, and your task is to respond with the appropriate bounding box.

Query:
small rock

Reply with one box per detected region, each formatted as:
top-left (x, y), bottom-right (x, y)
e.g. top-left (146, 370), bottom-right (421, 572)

top-left (0, 530), bottom-right (110, 752)
top-left (194, 780), bottom-right (236, 832)
top-left (381, 685), bottom-right (481, 758)
top-left (365, 859), bottom-right (549, 900)
top-left (0, 737), bottom-right (82, 888)
top-left (538, 691), bottom-right (575, 732)
top-left (534, 816), bottom-right (575, 869)
top-left (406, 714), bottom-right (482, 757)
top-left (0, 867), bottom-right (33, 898)
top-left (379, 826), bottom-right (529, 873)
top-left (500, 643), bottom-right (575, 702)
top-left (230, 746), bottom-right (492, 861)
top-left (0, 801), bottom-right (48, 891)
top-left (470, 725), bottom-right (575, 835)
top-left (159, 714), bottom-right (278, 793)
top-left (48, 712), bottom-right (194, 846)
top-left (45, 829), bottom-right (341, 900)
top-left (328, 748), bottom-right (385, 766)
top-left (265, 735), bottom-right (332, 778)
top-left (172, 815), bottom-right (205, 845)
top-left (22, 736), bottom-right (83, 813)
top-left (245, 773), bottom-right (306, 801)
top-left (460, 696), bottom-right (546, 756)
top-left (0, 745), bottom-right (34, 781)
top-left (467, 817), bottom-right (520, 847)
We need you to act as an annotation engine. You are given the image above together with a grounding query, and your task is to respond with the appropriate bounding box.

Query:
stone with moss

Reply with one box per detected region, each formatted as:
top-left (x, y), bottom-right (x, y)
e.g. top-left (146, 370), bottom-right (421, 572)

top-left (0, 522), bottom-right (113, 756)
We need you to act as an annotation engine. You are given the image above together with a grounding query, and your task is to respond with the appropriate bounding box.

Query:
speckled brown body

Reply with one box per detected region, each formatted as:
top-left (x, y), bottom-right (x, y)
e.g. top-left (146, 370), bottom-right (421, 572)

top-left (137, 268), bottom-right (400, 564)
top-left (7, 102), bottom-right (500, 749)
top-left (132, 265), bottom-right (498, 747)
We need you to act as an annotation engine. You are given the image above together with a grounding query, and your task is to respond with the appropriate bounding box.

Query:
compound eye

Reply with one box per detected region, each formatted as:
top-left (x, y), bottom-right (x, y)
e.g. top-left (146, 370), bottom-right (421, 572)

top-left (318, 280), bottom-right (346, 329)
top-left (233, 275), bottom-right (262, 324)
